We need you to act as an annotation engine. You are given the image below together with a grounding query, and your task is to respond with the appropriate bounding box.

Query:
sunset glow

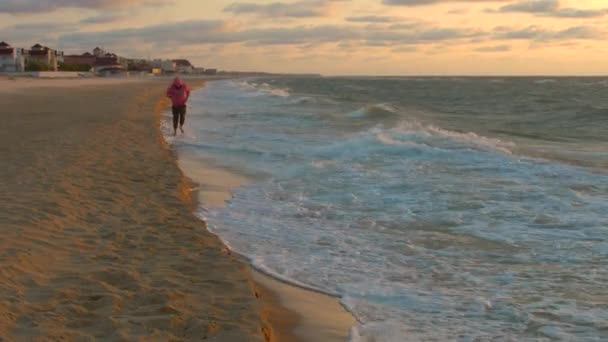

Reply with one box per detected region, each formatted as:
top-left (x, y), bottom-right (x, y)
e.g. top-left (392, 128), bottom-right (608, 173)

top-left (1, 0), bottom-right (607, 75)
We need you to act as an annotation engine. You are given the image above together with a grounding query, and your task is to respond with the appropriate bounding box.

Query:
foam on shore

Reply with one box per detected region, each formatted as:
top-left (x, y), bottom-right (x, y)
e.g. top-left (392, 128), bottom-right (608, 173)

top-left (168, 137), bottom-right (356, 342)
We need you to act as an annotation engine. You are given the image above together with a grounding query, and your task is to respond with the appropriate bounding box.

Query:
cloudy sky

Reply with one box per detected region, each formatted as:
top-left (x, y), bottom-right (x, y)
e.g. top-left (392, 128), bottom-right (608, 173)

top-left (1, 0), bottom-right (606, 75)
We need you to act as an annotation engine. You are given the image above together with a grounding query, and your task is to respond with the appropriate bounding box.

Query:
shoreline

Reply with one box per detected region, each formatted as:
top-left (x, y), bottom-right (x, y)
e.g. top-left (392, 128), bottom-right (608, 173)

top-left (165, 125), bottom-right (356, 341)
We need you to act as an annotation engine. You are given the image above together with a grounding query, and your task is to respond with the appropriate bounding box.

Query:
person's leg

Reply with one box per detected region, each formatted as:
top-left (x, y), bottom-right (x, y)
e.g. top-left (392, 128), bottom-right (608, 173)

top-left (172, 106), bottom-right (179, 135)
top-left (179, 106), bottom-right (186, 133)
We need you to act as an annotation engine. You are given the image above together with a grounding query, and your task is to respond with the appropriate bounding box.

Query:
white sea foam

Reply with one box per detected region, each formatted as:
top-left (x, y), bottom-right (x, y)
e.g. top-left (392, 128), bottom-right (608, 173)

top-left (534, 79), bottom-right (557, 84)
top-left (373, 121), bottom-right (516, 155)
top-left (232, 80), bottom-right (290, 97)
top-left (426, 124), bottom-right (515, 154)
top-left (347, 103), bottom-right (399, 118)
top-left (375, 132), bottom-right (428, 148)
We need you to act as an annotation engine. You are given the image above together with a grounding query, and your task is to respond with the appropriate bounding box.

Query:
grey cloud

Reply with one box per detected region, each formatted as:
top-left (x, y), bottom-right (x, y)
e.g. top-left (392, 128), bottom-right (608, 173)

top-left (383, 0), bottom-right (509, 6)
top-left (493, 25), bottom-right (604, 41)
top-left (551, 26), bottom-right (604, 40)
top-left (12, 22), bottom-right (77, 31)
top-left (493, 25), bottom-right (544, 39)
top-left (389, 22), bottom-right (425, 30)
top-left (224, 0), bottom-right (341, 17)
top-left (474, 44), bottom-right (511, 52)
top-left (549, 8), bottom-right (608, 18)
top-left (81, 13), bottom-right (126, 24)
top-left (345, 15), bottom-right (401, 23)
top-left (1, 21), bottom-right (77, 46)
top-left (496, 0), bottom-right (558, 13)
top-left (59, 21), bottom-right (356, 48)
top-left (0, 0), bottom-right (171, 14)
top-left (42, 18), bottom-right (605, 56)
top-left (55, 19), bottom-right (485, 52)
top-left (489, 0), bottom-right (608, 18)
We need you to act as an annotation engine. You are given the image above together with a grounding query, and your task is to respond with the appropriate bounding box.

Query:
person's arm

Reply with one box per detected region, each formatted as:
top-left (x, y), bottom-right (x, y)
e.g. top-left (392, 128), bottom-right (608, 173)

top-left (166, 87), bottom-right (173, 98)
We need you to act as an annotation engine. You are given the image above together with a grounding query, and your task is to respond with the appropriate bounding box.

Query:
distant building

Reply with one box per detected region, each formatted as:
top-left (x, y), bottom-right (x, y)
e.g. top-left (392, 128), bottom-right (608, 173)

top-left (93, 53), bottom-right (126, 75)
top-left (152, 59), bottom-right (176, 74)
top-left (0, 41), bottom-right (25, 72)
top-left (26, 43), bottom-right (60, 71)
top-left (63, 52), bottom-right (96, 66)
top-left (173, 59), bottom-right (194, 74)
top-left (203, 68), bottom-right (217, 75)
top-left (93, 47), bottom-right (105, 58)
top-left (127, 58), bottom-right (152, 72)
top-left (56, 50), bottom-right (64, 64)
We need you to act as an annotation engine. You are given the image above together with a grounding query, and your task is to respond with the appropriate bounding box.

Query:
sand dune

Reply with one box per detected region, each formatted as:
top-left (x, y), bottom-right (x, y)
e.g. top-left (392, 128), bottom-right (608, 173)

top-left (0, 79), bottom-right (267, 340)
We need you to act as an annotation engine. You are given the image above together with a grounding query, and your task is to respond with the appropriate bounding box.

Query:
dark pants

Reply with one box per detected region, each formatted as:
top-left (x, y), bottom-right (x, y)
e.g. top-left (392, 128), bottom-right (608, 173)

top-left (172, 105), bottom-right (186, 130)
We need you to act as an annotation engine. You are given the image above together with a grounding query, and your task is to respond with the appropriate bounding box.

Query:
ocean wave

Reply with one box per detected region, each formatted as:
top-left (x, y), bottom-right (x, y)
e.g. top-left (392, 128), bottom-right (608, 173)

top-left (288, 96), bottom-right (316, 105)
top-left (375, 132), bottom-right (429, 149)
top-left (312, 121), bottom-right (515, 162)
top-left (232, 80), bottom-right (290, 97)
top-left (347, 103), bottom-right (399, 119)
top-left (377, 121), bottom-right (515, 155)
top-left (287, 96), bottom-right (339, 105)
top-left (534, 79), bottom-right (557, 84)
top-left (426, 124), bottom-right (515, 155)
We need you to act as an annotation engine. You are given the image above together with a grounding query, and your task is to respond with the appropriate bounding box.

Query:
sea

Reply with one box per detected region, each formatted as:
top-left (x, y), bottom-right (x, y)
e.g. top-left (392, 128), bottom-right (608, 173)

top-left (163, 77), bottom-right (608, 341)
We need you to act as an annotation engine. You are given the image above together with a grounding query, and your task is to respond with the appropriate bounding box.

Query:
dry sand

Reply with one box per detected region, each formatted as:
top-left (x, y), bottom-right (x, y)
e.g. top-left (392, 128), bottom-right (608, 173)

top-left (0, 78), bottom-right (267, 340)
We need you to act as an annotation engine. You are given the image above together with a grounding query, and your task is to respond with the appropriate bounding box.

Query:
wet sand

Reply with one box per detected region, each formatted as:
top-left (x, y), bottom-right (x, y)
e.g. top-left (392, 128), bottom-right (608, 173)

top-left (174, 154), bottom-right (356, 342)
top-left (0, 78), bottom-right (267, 340)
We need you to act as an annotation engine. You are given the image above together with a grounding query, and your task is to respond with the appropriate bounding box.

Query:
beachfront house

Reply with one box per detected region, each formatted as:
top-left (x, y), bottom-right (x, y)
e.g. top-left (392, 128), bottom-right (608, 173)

top-left (0, 41), bottom-right (25, 72)
top-left (93, 53), bottom-right (126, 75)
top-left (62, 52), bottom-right (96, 71)
top-left (173, 59), bottom-right (194, 74)
top-left (63, 52), bottom-right (96, 65)
top-left (93, 47), bottom-right (105, 57)
top-left (26, 43), bottom-right (60, 71)
top-left (152, 59), bottom-right (177, 74)
top-left (127, 58), bottom-right (153, 73)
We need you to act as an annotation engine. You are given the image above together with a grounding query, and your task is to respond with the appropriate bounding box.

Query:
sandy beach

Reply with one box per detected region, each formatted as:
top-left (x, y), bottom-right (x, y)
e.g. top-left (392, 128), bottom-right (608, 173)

top-left (0, 76), bottom-right (354, 341)
top-left (0, 77), bottom-right (269, 340)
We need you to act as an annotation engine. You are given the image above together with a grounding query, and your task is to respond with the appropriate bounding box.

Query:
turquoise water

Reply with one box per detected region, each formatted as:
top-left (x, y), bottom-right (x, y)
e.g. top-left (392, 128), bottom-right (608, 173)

top-left (167, 77), bottom-right (608, 341)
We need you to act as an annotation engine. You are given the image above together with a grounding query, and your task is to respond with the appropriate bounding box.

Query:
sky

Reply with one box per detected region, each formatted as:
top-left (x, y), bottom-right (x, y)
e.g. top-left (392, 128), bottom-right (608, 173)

top-left (0, 0), bottom-right (607, 75)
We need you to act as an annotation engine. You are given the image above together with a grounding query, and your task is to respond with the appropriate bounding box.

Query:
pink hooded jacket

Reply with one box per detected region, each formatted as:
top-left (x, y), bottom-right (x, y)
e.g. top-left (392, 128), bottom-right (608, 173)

top-left (166, 77), bottom-right (191, 107)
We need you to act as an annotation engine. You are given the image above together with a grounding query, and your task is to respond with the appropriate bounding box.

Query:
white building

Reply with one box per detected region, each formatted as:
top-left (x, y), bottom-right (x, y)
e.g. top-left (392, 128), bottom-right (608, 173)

top-left (0, 41), bottom-right (25, 72)
top-left (26, 43), bottom-right (59, 71)
top-left (173, 59), bottom-right (194, 74)
top-left (152, 59), bottom-right (176, 73)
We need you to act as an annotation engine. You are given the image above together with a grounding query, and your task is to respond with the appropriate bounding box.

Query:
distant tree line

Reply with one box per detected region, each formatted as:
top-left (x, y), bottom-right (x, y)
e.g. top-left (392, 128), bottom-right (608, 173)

top-left (24, 61), bottom-right (92, 72)
top-left (25, 60), bottom-right (50, 71)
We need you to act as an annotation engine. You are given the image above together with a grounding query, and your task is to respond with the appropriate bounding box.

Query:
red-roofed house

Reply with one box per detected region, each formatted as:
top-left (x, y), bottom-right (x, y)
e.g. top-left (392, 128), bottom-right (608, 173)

top-left (93, 53), bottom-right (126, 75)
top-left (93, 47), bottom-right (105, 57)
top-left (0, 41), bottom-right (25, 72)
top-left (63, 52), bottom-right (96, 66)
top-left (26, 43), bottom-right (59, 71)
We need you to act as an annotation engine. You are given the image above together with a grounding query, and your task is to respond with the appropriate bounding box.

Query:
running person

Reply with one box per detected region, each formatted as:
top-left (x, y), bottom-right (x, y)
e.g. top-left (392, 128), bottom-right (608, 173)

top-left (166, 77), bottom-right (191, 135)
